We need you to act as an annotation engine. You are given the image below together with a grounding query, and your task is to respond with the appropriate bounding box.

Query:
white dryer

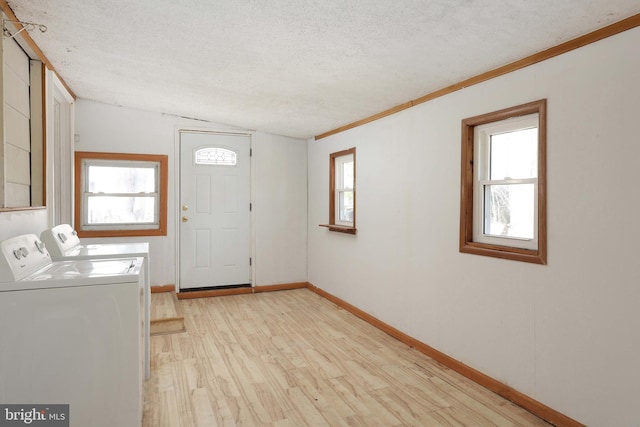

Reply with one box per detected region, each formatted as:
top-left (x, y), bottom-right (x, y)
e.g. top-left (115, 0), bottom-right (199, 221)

top-left (0, 234), bottom-right (143, 427)
top-left (40, 224), bottom-right (151, 379)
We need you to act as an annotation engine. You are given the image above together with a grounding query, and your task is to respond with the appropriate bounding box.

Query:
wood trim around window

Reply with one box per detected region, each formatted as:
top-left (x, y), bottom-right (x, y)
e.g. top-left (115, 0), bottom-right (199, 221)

top-left (321, 147), bottom-right (357, 234)
top-left (74, 151), bottom-right (168, 238)
top-left (459, 99), bottom-right (547, 264)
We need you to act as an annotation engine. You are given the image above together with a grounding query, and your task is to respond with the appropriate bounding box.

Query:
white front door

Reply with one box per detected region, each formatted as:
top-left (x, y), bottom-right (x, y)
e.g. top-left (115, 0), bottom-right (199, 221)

top-left (179, 131), bottom-right (251, 290)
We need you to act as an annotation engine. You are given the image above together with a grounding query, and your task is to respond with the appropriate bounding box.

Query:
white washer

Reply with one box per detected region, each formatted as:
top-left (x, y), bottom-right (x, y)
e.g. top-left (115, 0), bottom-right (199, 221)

top-left (0, 234), bottom-right (143, 427)
top-left (41, 224), bottom-right (151, 379)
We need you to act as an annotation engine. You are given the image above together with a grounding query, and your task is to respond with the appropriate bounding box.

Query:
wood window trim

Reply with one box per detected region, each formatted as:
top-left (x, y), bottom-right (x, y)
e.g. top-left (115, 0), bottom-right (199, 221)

top-left (459, 99), bottom-right (547, 264)
top-left (319, 224), bottom-right (357, 235)
top-left (320, 147), bottom-right (357, 234)
top-left (74, 151), bottom-right (168, 238)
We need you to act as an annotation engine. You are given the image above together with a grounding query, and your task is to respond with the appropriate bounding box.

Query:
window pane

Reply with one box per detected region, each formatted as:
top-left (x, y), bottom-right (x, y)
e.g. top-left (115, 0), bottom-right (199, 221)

top-left (490, 127), bottom-right (537, 180)
top-left (483, 184), bottom-right (534, 239)
top-left (342, 160), bottom-right (354, 189)
top-left (87, 196), bottom-right (156, 224)
top-left (339, 190), bottom-right (354, 223)
top-left (88, 165), bottom-right (156, 193)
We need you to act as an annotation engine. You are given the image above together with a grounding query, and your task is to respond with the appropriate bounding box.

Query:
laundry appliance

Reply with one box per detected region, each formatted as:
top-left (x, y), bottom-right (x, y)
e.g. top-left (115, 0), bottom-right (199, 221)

top-left (40, 223), bottom-right (151, 378)
top-left (0, 234), bottom-right (144, 427)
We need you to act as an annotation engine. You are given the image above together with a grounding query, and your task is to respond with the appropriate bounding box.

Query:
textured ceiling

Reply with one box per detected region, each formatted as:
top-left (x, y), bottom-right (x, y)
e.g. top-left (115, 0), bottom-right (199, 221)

top-left (6, 1), bottom-right (639, 138)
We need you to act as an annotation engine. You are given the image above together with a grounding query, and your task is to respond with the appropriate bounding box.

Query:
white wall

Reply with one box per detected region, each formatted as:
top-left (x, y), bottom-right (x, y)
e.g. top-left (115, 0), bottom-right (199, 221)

top-left (0, 208), bottom-right (48, 241)
top-left (308, 27), bottom-right (640, 427)
top-left (75, 100), bottom-right (307, 288)
top-left (253, 132), bottom-right (307, 285)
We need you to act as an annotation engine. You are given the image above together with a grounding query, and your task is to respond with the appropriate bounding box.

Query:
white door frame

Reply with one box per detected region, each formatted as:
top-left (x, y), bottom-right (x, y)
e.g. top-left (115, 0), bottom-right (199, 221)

top-left (47, 72), bottom-right (75, 226)
top-left (174, 127), bottom-right (255, 293)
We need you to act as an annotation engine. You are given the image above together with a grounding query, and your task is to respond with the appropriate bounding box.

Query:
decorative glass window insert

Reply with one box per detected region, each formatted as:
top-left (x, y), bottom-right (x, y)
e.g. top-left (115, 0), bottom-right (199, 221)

top-left (195, 147), bottom-right (237, 166)
top-left (74, 152), bottom-right (168, 237)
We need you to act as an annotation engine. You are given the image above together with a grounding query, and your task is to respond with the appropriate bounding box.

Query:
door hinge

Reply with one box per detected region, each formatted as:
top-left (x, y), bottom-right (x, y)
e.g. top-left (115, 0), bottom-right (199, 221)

top-left (249, 202), bottom-right (252, 211)
top-left (250, 148), bottom-right (253, 157)
top-left (249, 257), bottom-right (252, 266)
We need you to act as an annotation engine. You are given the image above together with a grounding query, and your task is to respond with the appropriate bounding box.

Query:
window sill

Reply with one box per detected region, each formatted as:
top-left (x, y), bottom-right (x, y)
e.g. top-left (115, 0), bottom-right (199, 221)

top-left (77, 228), bottom-right (166, 238)
top-left (460, 241), bottom-right (546, 265)
top-left (319, 224), bottom-right (357, 235)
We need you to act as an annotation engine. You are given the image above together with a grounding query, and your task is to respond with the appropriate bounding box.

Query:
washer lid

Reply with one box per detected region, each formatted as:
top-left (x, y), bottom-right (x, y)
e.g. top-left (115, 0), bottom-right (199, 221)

top-left (1, 257), bottom-right (144, 292)
top-left (63, 242), bottom-right (149, 259)
top-left (31, 258), bottom-right (140, 277)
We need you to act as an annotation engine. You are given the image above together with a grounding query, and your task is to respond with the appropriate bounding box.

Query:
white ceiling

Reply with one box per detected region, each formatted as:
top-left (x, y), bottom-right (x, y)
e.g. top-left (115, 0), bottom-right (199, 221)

top-left (6, 1), bottom-right (639, 139)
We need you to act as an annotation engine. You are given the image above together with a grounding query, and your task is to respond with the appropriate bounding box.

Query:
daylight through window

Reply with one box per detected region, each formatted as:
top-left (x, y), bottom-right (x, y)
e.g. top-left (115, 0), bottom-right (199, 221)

top-left (324, 147), bottom-right (356, 234)
top-left (460, 100), bottom-right (546, 264)
top-left (75, 152), bottom-right (168, 237)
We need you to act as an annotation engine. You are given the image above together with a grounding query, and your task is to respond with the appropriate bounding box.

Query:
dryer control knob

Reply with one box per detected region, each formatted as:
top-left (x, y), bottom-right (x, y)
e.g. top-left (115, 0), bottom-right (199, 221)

top-left (35, 240), bottom-right (46, 253)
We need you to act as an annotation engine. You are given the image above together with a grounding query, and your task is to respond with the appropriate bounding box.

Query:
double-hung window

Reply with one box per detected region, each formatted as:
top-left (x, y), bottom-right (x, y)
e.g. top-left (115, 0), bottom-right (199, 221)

top-left (322, 147), bottom-right (356, 234)
top-left (74, 152), bottom-right (168, 237)
top-left (460, 100), bottom-right (546, 264)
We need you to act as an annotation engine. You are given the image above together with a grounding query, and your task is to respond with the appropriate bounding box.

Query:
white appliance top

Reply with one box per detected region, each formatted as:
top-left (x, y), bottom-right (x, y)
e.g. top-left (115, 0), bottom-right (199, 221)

top-left (0, 234), bottom-right (144, 292)
top-left (41, 224), bottom-right (149, 259)
top-left (1, 257), bottom-right (144, 292)
top-left (62, 243), bottom-right (149, 259)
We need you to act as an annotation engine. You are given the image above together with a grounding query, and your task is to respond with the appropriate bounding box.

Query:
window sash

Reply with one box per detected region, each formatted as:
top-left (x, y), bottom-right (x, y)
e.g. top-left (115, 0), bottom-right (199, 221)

top-left (81, 193), bottom-right (160, 229)
top-left (84, 161), bottom-right (159, 193)
top-left (334, 153), bottom-right (354, 226)
top-left (328, 148), bottom-right (356, 230)
top-left (477, 180), bottom-right (538, 247)
top-left (472, 113), bottom-right (540, 250)
top-left (81, 159), bottom-right (162, 230)
top-left (336, 189), bottom-right (354, 225)
top-left (336, 155), bottom-right (354, 190)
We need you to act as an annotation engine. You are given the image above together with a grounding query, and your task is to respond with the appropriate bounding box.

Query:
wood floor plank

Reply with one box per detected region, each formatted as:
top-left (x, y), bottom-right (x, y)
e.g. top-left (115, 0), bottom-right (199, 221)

top-left (285, 386), bottom-right (331, 427)
top-left (151, 291), bottom-right (182, 319)
top-left (191, 388), bottom-right (219, 427)
top-left (143, 289), bottom-right (551, 427)
top-left (288, 368), bottom-right (355, 422)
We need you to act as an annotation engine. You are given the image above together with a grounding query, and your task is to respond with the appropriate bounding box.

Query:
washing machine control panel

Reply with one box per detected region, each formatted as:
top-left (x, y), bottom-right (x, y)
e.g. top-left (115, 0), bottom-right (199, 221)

top-left (0, 234), bottom-right (52, 282)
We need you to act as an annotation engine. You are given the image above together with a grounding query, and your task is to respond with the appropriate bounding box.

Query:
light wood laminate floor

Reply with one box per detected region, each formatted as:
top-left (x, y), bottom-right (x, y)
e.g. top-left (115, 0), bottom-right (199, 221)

top-left (150, 291), bottom-right (181, 319)
top-left (143, 289), bottom-right (549, 426)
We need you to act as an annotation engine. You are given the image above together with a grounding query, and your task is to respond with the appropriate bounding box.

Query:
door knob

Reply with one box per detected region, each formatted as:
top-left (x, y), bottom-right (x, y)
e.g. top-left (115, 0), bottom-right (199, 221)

top-left (182, 205), bottom-right (189, 211)
top-left (182, 216), bottom-right (188, 222)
